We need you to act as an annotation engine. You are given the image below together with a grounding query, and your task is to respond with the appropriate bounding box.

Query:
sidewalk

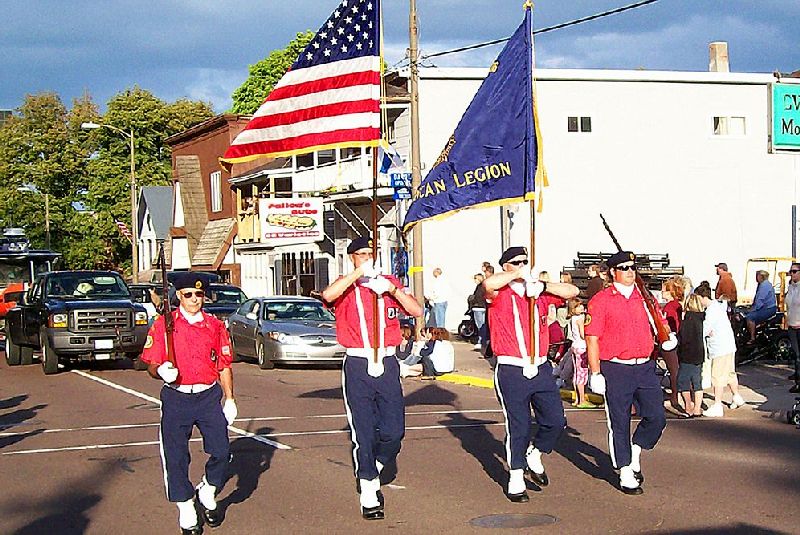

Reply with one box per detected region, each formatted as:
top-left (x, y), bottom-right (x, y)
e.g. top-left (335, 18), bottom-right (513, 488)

top-left (435, 340), bottom-right (799, 421)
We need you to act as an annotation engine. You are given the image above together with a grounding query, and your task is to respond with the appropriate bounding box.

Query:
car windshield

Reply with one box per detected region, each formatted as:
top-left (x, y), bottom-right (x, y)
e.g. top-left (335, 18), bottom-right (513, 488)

top-left (208, 287), bottom-right (247, 304)
top-left (264, 301), bottom-right (334, 321)
top-left (46, 273), bottom-right (130, 299)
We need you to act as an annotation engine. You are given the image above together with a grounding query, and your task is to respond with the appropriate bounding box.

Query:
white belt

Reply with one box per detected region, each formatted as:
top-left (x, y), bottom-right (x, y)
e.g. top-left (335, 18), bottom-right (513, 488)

top-left (609, 357), bottom-right (651, 365)
top-left (168, 383), bottom-right (215, 394)
top-left (497, 355), bottom-right (548, 367)
top-left (346, 346), bottom-right (397, 359)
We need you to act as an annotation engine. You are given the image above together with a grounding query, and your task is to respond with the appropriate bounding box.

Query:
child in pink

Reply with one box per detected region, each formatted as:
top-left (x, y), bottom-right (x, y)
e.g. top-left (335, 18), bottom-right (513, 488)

top-left (567, 298), bottom-right (592, 408)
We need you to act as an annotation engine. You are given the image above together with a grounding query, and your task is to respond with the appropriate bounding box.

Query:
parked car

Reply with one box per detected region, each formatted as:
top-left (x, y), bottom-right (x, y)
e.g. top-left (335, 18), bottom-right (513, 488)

top-left (227, 296), bottom-right (344, 369)
top-left (204, 284), bottom-right (247, 326)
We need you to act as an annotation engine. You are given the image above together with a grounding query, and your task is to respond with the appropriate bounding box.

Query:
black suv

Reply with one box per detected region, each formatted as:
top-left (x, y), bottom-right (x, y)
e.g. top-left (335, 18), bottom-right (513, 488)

top-left (5, 271), bottom-right (149, 374)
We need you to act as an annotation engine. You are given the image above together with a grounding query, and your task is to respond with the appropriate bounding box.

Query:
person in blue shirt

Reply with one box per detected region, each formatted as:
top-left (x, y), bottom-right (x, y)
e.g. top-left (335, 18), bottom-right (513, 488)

top-left (745, 270), bottom-right (777, 344)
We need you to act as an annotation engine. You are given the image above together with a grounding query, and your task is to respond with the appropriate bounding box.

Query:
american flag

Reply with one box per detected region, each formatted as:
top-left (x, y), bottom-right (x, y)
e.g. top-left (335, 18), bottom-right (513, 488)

top-left (221, 0), bottom-right (381, 165)
top-left (115, 220), bottom-right (132, 243)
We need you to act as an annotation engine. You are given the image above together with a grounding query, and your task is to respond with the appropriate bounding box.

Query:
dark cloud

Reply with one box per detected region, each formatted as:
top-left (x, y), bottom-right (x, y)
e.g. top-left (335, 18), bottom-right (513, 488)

top-left (2, 0), bottom-right (798, 112)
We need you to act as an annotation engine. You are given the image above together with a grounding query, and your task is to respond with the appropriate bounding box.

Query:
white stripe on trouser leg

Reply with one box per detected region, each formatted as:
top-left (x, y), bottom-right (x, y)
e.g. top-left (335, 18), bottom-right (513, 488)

top-left (494, 365), bottom-right (513, 466)
top-left (341, 361), bottom-right (360, 477)
top-left (158, 408), bottom-right (170, 499)
top-left (602, 394), bottom-right (617, 469)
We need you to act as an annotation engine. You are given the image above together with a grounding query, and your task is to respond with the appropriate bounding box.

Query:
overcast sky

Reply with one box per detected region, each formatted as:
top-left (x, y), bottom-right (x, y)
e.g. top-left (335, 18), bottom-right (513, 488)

top-left (3, 0), bottom-right (799, 113)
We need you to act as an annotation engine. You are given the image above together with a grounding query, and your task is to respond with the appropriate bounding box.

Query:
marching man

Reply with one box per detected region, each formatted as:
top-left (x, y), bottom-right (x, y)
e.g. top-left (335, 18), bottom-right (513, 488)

top-left (484, 246), bottom-right (578, 502)
top-left (585, 251), bottom-right (668, 495)
top-left (141, 273), bottom-right (237, 534)
top-left (321, 237), bottom-right (423, 520)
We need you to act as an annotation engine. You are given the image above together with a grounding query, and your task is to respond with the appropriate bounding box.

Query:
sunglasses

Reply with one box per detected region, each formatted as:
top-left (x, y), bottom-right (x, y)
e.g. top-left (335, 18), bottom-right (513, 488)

top-left (507, 259), bottom-right (529, 266)
top-left (790, 269), bottom-right (800, 274)
top-left (614, 265), bottom-right (637, 272)
top-left (180, 290), bottom-right (205, 299)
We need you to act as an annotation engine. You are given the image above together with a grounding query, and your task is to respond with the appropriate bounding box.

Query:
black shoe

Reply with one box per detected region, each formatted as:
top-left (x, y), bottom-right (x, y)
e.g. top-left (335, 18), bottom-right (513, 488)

top-left (361, 504), bottom-right (385, 520)
top-left (633, 471), bottom-right (644, 484)
top-left (620, 485), bottom-right (644, 496)
top-left (181, 525), bottom-right (203, 535)
top-left (527, 469), bottom-right (549, 487)
top-left (195, 492), bottom-right (222, 528)
top-left (506, 490), bottom-right (529, 503)
top-left (791, 384), bottom-right (800, 394)
top-left (788, 373), bottom-right (799, 381)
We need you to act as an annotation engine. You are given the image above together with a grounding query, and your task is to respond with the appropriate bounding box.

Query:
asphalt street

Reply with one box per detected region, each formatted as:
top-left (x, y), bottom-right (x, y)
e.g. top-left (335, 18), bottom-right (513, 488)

top-left (0, 345), bottom-right (798, 534)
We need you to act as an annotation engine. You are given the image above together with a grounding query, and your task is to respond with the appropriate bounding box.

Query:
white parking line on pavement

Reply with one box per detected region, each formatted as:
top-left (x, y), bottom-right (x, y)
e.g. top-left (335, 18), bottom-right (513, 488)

top-left (1, 421), bottom-right (507, 456)
top-left (69, 370), bottom-right (291, 450)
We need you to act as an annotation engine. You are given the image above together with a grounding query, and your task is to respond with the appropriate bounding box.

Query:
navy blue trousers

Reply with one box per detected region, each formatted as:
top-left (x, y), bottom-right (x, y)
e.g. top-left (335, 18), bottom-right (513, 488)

top-left (159, 383), bottom-right (230, 502)
top-left (342, 355), bottom-right (405, 481)
top-left (600, 359), bottom-right (666, 469)
top-left (494, 362), bottom-right (566, 470)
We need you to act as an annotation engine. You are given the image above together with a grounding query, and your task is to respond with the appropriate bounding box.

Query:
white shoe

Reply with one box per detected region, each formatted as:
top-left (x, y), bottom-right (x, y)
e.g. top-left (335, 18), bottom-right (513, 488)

top-left (473, 343), bottom-right (482, 350)
top-left (703, 403), bottom-right (724, 417)
top-left (359, 477), bottom-right (380, 509)
top-left (630, 444), bottom-right (642, 473)
top-left (176, 499), bottom-right (200, 530)
top-left (619, 465), bottom-right (642, 494)
top-left (730, 394), bottom-right (746, 409)
top-left (196, 476), bottom-right (217, 510)
top-left (525, 445), bottom-right (544, 474)
top-left (507, 469), bottom-right (526, 495)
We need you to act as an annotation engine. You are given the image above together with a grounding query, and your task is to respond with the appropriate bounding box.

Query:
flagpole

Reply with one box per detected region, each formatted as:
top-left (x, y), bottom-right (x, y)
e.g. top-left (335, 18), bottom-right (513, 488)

top-left (372, 146), bottom-right (380, 364)
top-left (526, 1), bottom-right (536, 367)
top-left (409, 0), bottom-right (425, 337)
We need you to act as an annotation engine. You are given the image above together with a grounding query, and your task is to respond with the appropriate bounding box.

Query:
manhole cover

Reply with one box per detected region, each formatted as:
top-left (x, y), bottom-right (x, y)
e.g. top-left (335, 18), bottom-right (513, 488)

top-left (470, 513), bottom-right (558, 529)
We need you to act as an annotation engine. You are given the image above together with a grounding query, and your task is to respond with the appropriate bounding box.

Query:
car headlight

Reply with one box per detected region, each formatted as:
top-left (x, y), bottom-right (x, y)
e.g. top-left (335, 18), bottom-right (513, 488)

top-left (268, 332), bottom-right (303, 345)
top-left (49, 313), bottom-right (68, 328)
top-left (134, 311), bottom-right (149, 325)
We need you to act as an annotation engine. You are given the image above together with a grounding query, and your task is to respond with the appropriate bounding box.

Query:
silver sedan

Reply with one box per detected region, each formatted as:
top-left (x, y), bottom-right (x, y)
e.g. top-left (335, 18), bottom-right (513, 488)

top-left (227, 296), bottom-right (344, 369)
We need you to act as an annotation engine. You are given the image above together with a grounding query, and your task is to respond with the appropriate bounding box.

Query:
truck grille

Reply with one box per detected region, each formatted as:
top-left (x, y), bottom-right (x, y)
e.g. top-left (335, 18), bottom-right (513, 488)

top-left (74, 310), bottom-right (131, 331)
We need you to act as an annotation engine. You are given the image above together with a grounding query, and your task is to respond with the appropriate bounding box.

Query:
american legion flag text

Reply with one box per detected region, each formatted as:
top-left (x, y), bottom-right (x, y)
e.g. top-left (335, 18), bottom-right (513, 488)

top-left (222, 0), bottom-right (382, 165)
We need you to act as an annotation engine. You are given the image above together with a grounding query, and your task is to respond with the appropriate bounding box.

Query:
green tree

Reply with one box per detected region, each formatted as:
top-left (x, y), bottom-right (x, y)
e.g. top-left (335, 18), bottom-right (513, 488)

top-left (230, 31), bottom-right (314, 114)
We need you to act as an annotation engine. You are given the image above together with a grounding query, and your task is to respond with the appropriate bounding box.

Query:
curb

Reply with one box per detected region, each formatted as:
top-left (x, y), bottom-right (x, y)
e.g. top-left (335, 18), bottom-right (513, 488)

top-left (434, 373), bottom-right (606, 405)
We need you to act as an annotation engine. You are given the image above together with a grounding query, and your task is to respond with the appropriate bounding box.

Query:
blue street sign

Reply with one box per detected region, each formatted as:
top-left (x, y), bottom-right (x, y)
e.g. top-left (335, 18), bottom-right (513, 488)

top-left (390, 173), bottom-right (412, 188)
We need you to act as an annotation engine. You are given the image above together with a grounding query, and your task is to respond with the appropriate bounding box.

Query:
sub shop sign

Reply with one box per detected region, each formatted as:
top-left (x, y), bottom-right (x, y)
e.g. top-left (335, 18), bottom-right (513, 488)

top-left (258, 197), bottom-right (324, 246)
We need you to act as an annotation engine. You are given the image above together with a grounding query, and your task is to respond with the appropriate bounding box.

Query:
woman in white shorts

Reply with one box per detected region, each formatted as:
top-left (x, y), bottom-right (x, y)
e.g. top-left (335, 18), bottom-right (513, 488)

top-left (696, 283), bottom-right (745, 417)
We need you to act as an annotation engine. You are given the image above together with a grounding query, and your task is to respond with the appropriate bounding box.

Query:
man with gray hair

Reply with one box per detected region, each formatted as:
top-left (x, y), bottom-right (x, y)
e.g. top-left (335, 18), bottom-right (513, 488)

top-left (745, 270), bottom-right (777, 345)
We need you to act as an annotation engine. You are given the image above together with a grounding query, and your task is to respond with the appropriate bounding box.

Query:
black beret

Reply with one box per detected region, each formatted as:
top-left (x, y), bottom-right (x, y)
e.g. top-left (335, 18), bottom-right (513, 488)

top-left (499, 246), bottom-right (528, 265)
top-left (347, 236), bottom-right (373, 254)
top-left (172, 272), bottom-right (209, 292)
top-left (607, 251), bottom-right (636, 268)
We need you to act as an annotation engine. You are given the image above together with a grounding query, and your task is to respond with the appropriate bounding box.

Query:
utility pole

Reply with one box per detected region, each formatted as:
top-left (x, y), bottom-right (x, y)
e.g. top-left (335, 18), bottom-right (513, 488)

top-left (409, 0), bottom-right (425, 328)
top-left (129, 129), bottom-right (138, 284)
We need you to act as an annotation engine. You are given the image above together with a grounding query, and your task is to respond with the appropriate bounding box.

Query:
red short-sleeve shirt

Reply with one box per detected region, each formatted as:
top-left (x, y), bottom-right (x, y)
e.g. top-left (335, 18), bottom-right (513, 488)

top-left (585, 285), bottom-right (655, 361)
top-left (332, 275), bottom-right (409, 348)
top-left (142, 310), bottom-right (233, 385)
top-left (487, 285), bottom-right (551, 358)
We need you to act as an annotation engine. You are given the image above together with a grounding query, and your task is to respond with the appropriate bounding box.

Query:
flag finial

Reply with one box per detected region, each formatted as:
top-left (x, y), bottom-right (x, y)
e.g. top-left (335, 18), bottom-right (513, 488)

top-left (523, 1), bottom-right (533, 10)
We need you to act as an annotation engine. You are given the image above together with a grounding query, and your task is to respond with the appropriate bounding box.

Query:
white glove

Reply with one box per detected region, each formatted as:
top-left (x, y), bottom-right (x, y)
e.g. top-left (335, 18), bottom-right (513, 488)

top-left (661, 332), bottom-right (678, 352)
top-left (363, 275), bottom-right (392, 295)
top-left (526, 280), bottom-right (545, 298)
top-left (589, 373), bottom-right (606, 395)
top-left (157, 361), bottom-right (178, 383)
top-left (367, 358), bottom-right (385, 378)
top-left (522, 362), bottom-right (539, 379)
top-left (360, 259), bottom-right (379, 278)
top-left (222, 398), bottom-right (238, 425)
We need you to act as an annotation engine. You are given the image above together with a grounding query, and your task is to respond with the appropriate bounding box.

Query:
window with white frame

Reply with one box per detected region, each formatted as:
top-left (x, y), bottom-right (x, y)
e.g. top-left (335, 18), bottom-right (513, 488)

top-left (713, 116), bottom-right (746, 136)
top-left (210, 171), bottom-right (222, 212)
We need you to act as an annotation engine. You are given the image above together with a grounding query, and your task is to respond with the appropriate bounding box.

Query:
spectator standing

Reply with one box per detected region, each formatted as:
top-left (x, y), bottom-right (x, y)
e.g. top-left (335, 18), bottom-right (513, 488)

top-left (425, 267), bottom-right (449, 328)
top-left (784, 263), bottom-right (800, 392)
top-left (470, 273), bottom-right (488, 350)
top-left (745, 270), bottom-right (777, 344)
top-left (677, 294), bottom-right (705, 417)
top-left (660, 278), bottom-right (684, 414)
top-left (567, 298), bottom-right (592, 408)
top-left (695, 283), bottom-right (745, 417)
top-left (586, 264), bottom-right (604, 301)
top-left (714, 262), bottom-right (738, 306)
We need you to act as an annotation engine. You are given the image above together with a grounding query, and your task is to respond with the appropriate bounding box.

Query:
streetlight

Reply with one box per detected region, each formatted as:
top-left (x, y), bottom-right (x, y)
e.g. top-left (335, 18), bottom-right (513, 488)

top-left (17, 184), bottom-right (49, 249)
top-left (81, 122), bottom-right (138, 283)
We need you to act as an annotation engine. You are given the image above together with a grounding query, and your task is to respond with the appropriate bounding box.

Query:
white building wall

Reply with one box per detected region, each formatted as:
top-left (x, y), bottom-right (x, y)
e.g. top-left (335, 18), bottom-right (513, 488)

top-left (415, 69), bottom-right (799, 330)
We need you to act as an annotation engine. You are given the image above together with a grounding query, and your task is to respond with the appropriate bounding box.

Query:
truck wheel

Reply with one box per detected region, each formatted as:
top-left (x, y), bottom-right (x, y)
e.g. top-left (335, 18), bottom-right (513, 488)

top-left (40, 331), bottom-right (59, 375)
top-left (256, 337), bottom-right (274, 370)
top-left (5, 328), bottom-right (21, 366)
top-left (19, 346), bottom-right (33, 366)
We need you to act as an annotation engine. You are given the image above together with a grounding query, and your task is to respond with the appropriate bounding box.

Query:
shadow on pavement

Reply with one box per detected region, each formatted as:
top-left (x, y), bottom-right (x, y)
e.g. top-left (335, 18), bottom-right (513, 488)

top-left (643, 524), bottom-right (791, 534)
top-left (297, 387), bottom-right (342, 400)
top-left (0, 394), bottom-right (28, 410)
top-left (3, 459), bottom-right (118, 535)
top-left (736, 364), bottom-right (795, 417)
top-left (554, 425), bottom-right (616, 486)
top-left (404, 382), bottom-right (458, 407)
top-left (0, 396), bottom-right (46, 450)
top-left (442, 412), bottom-right (506, 491)
top-left (219, 427), bottom-right (276, 519)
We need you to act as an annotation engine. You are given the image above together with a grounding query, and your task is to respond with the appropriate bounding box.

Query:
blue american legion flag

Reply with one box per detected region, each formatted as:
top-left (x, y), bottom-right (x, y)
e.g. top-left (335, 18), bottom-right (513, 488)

top-left (222, 0), bottom-right (382, 165)
top-left (402, 5), bottom-right (547, 232)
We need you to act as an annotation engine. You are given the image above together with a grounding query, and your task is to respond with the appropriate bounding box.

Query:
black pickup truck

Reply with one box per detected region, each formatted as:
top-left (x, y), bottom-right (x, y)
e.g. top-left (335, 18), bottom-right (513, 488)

top-left (5, 270), bottom-right (149, 374)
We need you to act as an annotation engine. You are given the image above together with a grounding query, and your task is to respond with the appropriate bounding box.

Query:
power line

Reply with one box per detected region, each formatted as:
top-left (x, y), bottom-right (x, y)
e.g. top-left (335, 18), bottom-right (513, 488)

top-left (414, 0), bottom-right (659, 63)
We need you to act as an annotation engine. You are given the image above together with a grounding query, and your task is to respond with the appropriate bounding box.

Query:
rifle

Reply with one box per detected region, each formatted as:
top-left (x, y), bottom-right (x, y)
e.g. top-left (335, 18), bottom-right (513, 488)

top-left (599, 214), bottom-right (676, 351)
top-left (157, 241), bottom-right (177, 365)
